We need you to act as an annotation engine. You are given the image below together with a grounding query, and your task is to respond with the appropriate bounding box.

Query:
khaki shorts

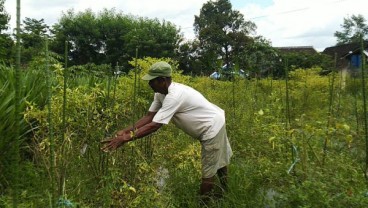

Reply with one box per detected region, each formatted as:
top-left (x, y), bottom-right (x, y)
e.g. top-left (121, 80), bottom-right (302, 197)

top-left (201, 125), bottom-right (233, 178)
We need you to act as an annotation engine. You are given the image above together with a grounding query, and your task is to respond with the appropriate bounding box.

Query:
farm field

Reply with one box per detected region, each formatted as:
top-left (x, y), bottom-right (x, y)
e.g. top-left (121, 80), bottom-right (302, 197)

top-left (1, 58), bottom-right (368, 207)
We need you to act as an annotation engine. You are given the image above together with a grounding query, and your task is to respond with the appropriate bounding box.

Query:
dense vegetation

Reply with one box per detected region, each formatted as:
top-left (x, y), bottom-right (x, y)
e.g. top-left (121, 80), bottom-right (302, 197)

top-left (1, 57), bottom-right (368, 207)
top-left (2, 0), bottom-right (368, 207)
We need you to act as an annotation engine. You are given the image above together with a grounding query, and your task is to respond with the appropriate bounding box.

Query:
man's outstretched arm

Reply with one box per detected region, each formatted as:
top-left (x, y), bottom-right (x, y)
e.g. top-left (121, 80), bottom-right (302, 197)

top-left (101, 112), bottom-right (162, 151)
top-left (115, 111), bottom-right (158, 136)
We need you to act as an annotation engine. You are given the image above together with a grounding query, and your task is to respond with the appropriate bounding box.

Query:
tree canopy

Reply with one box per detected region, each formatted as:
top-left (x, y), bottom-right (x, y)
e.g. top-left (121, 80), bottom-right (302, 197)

top-left (334, 14), bottom-right (368, 45)
top-left (0, 0), bottom-right (13, 64)
top-left (19, 18), bottom-right (50, 64)
top-left (193, 0), bottom-right (257, 74)
top-left (0, 0), bottom-right (341, 76)
top-left (51, 8), bottom-right (182, 71)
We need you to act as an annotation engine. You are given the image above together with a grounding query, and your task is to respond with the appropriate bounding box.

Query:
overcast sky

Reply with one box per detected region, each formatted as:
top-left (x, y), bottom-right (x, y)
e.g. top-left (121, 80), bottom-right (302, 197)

top-left (4, 0), bottom-right (368, 51)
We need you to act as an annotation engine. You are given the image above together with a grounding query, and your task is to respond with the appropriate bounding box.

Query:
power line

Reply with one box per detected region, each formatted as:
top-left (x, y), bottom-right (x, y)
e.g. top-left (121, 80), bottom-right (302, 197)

top-left (179, 0), bottom-right (352, 33)
top-left (249, 0), bottom-right (350, 20)
top-left (250, 7), bottom-right (309, 20)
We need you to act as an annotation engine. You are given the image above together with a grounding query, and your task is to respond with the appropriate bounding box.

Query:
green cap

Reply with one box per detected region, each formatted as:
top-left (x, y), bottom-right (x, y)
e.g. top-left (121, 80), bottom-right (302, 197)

top-left (142, 61), bottom-right (172, 81)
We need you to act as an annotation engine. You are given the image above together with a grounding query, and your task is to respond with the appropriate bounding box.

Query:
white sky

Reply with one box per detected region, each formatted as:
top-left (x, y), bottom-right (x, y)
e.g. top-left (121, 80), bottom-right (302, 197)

top-left (4, 0), bottom-right (368, 51)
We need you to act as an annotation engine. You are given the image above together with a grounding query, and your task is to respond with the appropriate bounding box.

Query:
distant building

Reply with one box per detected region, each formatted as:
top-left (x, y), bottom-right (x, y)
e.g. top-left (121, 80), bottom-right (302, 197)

top-left (275, 46), bottom-right (318, 55)
top-left (322, 41), bottom-right (368, 71)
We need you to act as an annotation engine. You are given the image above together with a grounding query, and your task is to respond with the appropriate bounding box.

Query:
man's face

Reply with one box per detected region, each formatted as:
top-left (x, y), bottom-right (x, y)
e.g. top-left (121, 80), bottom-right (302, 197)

top-left (148, 77), bottom-right (167, 94)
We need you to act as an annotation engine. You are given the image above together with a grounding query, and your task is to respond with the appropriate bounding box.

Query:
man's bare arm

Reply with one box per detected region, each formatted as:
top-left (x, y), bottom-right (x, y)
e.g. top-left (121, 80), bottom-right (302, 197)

top-left (116, 111), bottom-right (157, 136)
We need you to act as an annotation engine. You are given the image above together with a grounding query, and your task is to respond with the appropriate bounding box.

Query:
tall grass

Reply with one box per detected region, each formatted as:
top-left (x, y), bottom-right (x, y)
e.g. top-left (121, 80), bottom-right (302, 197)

top-left (2, 56), bottom-right (368, 207)
top-left (0, 65), bottom-right (49, 205)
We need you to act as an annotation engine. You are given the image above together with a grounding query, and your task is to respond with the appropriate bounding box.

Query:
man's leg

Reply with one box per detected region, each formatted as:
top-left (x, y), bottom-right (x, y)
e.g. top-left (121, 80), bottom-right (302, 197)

top-left (199, 176), bottom-right (215, 205)
top-left (200, 176), bottom-right (215, 196)
top-left (217, 166), bottom-right (228, 191)
top-left (200, 167), bottom-right (227, 198)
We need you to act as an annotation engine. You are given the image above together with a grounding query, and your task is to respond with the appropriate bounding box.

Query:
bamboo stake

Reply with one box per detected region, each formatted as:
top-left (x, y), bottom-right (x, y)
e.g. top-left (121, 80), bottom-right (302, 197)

top-left (12, 0), bottom-right (21, 207)
top-left (284, 59), bottom-right (291, 128)
top-left (58, 40), bottom-right (68, 202)
top-left (360, 34), bottom-right (368, 180)
top-left (46, 37), bottom-right (55, 208)
top-left (112, 63), bottom-right (118, 111)
top-left (132, 47), bottom-right (138, 129)
top-left (232, 64), bottom-right (236, 120)
top-left (128, 47), bottom-right (139, 181)
top-left (323, 53), bottom-right (337, 164)
top-left (284, 59), bottom-right (299, 174)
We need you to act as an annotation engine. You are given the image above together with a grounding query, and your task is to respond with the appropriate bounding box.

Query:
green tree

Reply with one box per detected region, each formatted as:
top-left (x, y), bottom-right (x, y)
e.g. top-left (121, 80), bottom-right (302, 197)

top-left (21, 18), bottom-right (49, 48)
top-left (274, 51), bottom-right (333, 77)
top-left (193, 0), bottom-right (256, 74)
top-left (176, 39), bottom-right (201, 75)
top-left (52, 9), bottom-right (102, 66)
top-left (19, 18), bottom-right (50, 65)
top-left (241, 37), bottom-right (280, 78)
top-left (0, 0), bottom-right (8, 32)
top-left (52, 9), bottom-right (182, 72)
top-left (334, 14), bottom-right (368, 45)
top-left (96, 8), bottom-right (134, 67)
top-left (0, 0), bottom-right (13, 64)
top-left (125, 18), bottom-right (181, 59)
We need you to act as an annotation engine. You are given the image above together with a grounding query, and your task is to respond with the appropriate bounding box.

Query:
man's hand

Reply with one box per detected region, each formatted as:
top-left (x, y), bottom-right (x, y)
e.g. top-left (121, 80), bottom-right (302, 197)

top-left (101, 133), bottom-right (131, 152)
